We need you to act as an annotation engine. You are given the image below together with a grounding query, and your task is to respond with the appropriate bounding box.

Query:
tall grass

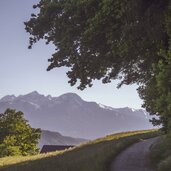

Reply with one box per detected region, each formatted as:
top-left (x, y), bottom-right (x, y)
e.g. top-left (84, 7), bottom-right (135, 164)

top-left (0, 130), bottom-right (159, 171)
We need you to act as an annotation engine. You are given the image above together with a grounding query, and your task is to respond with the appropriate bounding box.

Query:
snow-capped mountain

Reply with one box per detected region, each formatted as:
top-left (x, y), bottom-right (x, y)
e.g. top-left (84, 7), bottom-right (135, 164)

top-left (0, 91), bottom-right (155, 139)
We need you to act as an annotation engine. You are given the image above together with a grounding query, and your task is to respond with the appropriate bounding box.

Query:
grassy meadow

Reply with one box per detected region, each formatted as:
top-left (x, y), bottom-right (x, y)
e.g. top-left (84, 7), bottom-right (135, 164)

top-left (0, 130), bottom-right (159, 171)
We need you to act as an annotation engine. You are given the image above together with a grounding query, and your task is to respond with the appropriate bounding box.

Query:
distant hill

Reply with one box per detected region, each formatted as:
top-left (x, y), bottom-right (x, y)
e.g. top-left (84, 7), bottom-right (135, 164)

top-left (0, 91), bottom-right (155, 139)
top-left (39, 130), bottom-right (86, 148)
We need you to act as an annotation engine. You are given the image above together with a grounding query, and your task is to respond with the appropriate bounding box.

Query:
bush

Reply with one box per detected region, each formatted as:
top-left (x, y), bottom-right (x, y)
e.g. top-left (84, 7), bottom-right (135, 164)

top-left (158, 156), bottom-right (171, 171)
top-left (149, 133), bottom-right (171, 171)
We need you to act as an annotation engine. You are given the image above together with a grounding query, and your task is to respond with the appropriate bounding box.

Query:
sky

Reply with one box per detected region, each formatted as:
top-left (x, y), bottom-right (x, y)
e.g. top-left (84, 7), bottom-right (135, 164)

top-left (0, 0), bottom-right (143, 109)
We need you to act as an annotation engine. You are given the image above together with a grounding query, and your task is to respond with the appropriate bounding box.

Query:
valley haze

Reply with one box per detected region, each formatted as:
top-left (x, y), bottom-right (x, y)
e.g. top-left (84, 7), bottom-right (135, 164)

top-left (0, 91), bottom-right (155, 139)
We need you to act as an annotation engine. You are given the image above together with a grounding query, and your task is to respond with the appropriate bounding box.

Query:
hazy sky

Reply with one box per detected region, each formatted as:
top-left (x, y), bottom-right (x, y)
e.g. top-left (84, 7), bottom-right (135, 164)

top-left (0, 0), bottom-right (143, 109)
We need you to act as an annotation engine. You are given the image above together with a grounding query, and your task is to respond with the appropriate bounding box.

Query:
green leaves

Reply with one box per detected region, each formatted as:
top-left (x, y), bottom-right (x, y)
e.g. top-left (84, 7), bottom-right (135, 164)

top-left (25, 0), bottom-right (171, 132)
top-left (25, 0), bottom-right (169, 89)
top-left (138, 5), bottom-right (171, 131)
top-left (0, 109), bottom-right (41, 157)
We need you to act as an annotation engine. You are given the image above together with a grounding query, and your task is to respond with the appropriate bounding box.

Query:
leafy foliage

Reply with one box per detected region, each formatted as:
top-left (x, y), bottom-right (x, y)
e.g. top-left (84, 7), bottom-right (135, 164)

top-left (25, 0), bottom-right (171, 131)
top-left (0, 109), bottom-right (41, 157)
top-left (149, 134), bottom-right (171, 171)
top-left (25, 0), bottom-right (168, 89)
top-left (138, 5), bottom-right (171, 133)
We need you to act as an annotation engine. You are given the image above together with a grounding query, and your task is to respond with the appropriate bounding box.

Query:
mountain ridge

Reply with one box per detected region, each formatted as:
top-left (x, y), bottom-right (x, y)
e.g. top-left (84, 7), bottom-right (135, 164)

top-left (0, 92), bottom-right (141, 110)
top-left (0, 91), bottom-right (154, 139)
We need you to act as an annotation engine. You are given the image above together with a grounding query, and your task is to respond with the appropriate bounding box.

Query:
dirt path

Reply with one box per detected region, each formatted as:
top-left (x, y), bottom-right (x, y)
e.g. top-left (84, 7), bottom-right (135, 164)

top-left (110, 137), bottom-right (158, 171)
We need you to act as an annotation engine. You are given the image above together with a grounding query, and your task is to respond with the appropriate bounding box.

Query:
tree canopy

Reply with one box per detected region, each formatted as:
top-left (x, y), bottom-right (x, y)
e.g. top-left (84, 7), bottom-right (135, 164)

top-left (0, 109), bottom-right (41, 157)
top-left (25, 0), bottom-right (171, 131)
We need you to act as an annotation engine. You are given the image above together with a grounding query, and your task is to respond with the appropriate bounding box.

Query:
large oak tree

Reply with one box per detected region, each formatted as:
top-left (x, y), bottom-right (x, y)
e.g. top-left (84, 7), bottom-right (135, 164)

top-left (25, 0), bottom-right (171, 131)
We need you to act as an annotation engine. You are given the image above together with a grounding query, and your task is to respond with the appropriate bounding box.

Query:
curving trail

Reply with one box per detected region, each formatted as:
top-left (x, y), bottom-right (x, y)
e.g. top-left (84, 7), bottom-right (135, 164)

top-left (111, 137), bottom-right (158, 171)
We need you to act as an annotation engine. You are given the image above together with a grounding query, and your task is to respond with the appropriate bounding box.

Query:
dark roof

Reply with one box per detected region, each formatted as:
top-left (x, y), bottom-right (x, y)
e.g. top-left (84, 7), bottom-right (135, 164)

top-left (40, 145), bottom-right (74, 153)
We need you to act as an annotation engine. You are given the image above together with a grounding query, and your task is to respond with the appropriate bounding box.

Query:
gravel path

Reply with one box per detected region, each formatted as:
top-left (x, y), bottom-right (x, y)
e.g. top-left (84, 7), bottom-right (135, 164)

top-left (110, 137), bottom-right (158, 171)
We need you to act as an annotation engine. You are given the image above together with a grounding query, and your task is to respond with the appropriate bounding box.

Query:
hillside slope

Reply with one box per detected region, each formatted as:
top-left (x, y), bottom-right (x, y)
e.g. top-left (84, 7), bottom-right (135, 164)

top-left (0, 130), bottom-right (159, 171)
top-left (39, 130), bottom-right (86, 148)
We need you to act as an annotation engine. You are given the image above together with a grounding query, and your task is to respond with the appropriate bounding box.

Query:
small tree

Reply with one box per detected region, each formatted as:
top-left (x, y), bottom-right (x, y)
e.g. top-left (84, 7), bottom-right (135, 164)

top-left (0, 108), bottom-right (41, 157)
